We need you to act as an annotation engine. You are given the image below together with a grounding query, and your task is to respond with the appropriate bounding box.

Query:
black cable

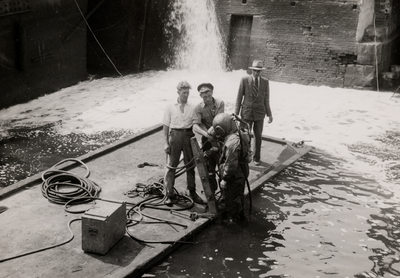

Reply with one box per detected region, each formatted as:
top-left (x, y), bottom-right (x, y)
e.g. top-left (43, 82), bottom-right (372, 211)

top-left (0, 218), bottom-right (81, 263)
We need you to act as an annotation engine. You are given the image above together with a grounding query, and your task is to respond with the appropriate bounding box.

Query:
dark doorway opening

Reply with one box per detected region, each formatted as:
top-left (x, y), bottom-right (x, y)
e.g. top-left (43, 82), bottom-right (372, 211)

top-left (227, 15), bottom-right (253, 70)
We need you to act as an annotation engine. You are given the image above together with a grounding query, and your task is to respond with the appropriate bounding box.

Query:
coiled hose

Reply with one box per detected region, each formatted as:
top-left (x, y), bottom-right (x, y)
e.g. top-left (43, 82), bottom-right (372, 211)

top-left (41, 158), bottom-right (101, 206)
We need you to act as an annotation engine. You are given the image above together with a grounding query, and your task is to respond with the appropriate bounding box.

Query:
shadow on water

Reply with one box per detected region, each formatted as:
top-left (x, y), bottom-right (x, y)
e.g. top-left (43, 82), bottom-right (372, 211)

top-left (142, 149), bottom-right (400, 278)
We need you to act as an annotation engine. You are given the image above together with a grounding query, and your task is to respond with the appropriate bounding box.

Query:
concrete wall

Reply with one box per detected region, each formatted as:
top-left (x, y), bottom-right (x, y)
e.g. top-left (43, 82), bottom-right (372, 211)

top-left (0, 0), bottom-right (88, 110)
top-left (0, 0), bottom-right (169, 109)
top-left (215, 0), bottom-right (399, 89)
top-left (86, 0), bottom-right (169, 76)
top-left (86, 0), bottom-right (145, 75)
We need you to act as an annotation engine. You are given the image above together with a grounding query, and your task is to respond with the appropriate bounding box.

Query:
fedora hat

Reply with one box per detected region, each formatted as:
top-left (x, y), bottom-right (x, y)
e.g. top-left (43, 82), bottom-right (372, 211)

top-left (248, 60), bottom-right (265, 70)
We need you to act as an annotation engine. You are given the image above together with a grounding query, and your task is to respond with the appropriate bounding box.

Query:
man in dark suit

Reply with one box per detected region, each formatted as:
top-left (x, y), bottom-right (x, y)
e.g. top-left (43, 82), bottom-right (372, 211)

top-left (235, 60), bottom-right (273, 166)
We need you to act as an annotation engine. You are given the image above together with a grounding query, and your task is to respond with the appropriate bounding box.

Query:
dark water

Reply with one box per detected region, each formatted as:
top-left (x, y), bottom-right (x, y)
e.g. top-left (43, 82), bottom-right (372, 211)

top-left (142, 149), bottom-right (400, 278)
top-left (0, 124), bottom-right (133, 187)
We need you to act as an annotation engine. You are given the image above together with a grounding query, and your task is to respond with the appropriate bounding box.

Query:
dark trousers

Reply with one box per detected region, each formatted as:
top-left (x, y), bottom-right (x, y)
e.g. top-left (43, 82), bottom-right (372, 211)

top-left (243, 118), bottom-right (264, 161)
top-left (164, 129), bottom-right (196, 197)
top-left (224, 163), bottom-right (249, 218)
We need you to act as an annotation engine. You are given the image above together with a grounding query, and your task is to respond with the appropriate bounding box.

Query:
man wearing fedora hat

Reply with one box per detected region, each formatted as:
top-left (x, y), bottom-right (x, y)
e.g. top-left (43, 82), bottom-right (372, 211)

top-left (235, 60), bottom-right (273, 166)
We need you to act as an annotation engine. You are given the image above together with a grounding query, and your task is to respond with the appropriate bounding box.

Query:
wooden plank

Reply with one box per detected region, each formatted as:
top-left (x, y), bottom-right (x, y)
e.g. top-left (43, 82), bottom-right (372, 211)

top-left (190, 137), bottom-right (219, 216)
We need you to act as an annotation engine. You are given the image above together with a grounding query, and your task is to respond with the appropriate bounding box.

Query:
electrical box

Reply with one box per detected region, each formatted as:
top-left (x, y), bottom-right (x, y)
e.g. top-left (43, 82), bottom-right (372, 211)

top-left (82, 200), bottom-right (126, 255)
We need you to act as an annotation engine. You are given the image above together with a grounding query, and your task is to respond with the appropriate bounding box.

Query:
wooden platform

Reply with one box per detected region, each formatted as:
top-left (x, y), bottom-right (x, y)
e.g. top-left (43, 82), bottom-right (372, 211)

top-left (0, 124), bottom-right (312, 278)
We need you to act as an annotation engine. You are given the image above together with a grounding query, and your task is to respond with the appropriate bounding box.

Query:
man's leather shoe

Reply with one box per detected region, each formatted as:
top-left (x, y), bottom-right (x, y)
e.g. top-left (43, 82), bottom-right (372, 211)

top-left (164, 194), bottom-right (178, 206)
top-left (164, 196), bottom-right (173, 206)
top-left (189, 190), bottom-right (205, 204)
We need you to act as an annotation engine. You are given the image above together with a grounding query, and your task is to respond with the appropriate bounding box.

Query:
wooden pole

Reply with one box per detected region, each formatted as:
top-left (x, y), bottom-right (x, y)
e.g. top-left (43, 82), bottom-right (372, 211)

top-left (190, 137), bottom-right (219, 216)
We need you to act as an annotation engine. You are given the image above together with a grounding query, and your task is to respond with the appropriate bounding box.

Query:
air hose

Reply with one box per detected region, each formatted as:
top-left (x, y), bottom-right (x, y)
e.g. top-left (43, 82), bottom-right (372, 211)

top-left (1, 157), bottom-right (200, 263)
top-left (125, 186), bottom-right (199, 244)
top-left (0, 218), bottom-right (80, 263)
top-left (233, 115), bottom-right (253, 217)
top-left (41, 158), bottom-right (101, 206)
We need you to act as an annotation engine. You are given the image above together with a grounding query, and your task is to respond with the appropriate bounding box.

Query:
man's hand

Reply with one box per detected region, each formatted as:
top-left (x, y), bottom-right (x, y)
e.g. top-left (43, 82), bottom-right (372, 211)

top-left (206, 126), bottom-right (216, 141)
top-left (206, 133), bottom-right (214, 141)
top-left (164, 143), bottom-right (170, 154)
top-left (268, 116), bottom-right (273, 124)
top-left (220, 180), bottom-right (227, 189)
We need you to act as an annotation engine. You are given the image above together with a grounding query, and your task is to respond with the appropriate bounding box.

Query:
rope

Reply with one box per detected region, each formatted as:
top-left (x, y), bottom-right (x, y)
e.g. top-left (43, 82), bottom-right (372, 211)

top-left (165, 157), bottom-right (196, 171)
top-left (73, 0), bottom-right (165, 111)
top-left (73, 0), bottom-right (123, 77)
top-left (373, 12), bottom-right (380, 92)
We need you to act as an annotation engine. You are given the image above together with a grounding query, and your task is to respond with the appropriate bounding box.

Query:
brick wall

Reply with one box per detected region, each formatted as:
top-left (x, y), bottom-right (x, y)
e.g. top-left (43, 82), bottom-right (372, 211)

top-left (216, 0), bottom-right (370, 88)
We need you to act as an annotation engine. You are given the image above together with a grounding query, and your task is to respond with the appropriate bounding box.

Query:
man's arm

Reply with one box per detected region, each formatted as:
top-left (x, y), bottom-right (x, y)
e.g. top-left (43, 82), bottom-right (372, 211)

top-left (193, 123), bottom-right (210, 139)
top-left (264, 80), bottom-right (273, 123)
top-left (193, 104), bottom-right (211, 139)
top-left (162, 105), bottom-right (172, 154)
top-left (217, 100), bottom-right (225, 114)
top-left (163, 124), bottom-right (170, 154)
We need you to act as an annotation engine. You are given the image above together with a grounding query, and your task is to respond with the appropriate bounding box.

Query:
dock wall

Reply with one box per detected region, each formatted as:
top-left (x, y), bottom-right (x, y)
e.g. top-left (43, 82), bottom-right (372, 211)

top-left (0, 0), bottom-right (88, 109)
top-left (215, 0), bottom-right (400, 89)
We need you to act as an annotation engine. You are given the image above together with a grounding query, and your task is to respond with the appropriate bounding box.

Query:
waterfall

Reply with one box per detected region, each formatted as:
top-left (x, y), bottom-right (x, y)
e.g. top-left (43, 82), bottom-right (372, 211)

top-left (163, 0), bottom-right (226, 71)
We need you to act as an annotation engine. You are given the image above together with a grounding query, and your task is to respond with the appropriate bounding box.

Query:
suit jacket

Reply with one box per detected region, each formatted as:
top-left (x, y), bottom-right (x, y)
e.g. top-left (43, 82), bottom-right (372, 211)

top-left (235, 75), bottom-right (272, 121)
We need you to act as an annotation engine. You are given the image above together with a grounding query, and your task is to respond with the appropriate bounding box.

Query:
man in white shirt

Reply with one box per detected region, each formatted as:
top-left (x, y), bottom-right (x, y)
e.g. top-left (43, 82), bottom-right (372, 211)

top-left (162, 81), bottom-right (204, 205)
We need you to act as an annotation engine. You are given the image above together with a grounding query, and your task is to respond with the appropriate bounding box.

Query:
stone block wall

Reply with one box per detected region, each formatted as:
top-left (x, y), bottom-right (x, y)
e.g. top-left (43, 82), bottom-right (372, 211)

top-left (215, 0), bottom-right (387, 88)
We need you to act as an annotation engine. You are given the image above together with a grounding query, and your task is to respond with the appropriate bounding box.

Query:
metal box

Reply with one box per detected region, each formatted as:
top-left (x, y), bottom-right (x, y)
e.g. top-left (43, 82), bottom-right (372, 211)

top-left (82, 200), bottom-right (126, 255)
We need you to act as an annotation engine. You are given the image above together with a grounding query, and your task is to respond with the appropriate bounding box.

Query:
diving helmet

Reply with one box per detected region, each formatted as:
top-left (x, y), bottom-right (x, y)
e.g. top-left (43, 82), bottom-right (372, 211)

top-left (212, 113), bottom-right (237, 138)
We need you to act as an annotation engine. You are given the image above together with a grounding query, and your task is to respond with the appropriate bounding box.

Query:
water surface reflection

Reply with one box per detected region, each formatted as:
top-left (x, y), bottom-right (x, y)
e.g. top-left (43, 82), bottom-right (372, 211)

top-left (143, 149), bottom-right (400, 278)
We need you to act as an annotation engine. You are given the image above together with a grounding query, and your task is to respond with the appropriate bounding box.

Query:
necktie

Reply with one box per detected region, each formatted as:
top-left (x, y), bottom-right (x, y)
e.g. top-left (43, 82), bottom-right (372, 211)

top-left (253, 77), bottom-right (258, 97)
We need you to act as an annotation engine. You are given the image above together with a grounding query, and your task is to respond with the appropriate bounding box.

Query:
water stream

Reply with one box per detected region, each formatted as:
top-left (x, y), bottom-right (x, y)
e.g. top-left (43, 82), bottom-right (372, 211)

top-left (163, 0), bottom-right (226, 71)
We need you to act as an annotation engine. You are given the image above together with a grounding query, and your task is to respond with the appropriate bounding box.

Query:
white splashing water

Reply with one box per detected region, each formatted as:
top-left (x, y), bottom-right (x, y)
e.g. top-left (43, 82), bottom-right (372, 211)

top-left (164, 0), bottom-right (226, 71)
